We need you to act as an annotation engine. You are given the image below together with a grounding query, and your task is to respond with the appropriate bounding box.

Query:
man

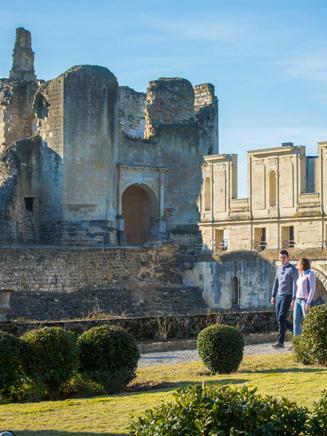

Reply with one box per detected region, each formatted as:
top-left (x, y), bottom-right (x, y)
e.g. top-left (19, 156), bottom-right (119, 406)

top-left (271, 249), bottom-right (298, 348)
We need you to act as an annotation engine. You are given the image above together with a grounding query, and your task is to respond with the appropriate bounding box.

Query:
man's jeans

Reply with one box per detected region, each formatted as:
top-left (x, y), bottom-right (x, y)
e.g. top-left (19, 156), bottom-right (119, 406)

top-left (275, 294), bottom-right (292, 344)
top-left (293, 298), bottom-right (307, 336)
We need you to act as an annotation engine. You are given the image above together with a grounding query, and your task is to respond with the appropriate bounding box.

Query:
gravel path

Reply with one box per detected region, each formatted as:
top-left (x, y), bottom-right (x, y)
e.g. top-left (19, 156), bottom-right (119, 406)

top-left (139, 341), bottom-right (291, 367)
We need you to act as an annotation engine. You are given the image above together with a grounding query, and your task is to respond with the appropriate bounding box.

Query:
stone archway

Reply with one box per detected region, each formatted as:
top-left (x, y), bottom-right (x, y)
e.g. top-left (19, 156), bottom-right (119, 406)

top-left (122, 184), bottom-right (158, 245)
top-left (311, 267), bottom-right (327, 305)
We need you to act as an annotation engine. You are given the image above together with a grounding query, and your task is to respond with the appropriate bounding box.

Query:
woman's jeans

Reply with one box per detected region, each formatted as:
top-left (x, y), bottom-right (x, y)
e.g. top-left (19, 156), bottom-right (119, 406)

top-left (293, 298), bottom-right (307, 336)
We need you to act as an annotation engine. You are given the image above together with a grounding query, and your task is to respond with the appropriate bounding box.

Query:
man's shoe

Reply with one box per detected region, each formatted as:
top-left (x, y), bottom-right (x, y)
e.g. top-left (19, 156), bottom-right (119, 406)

top-left (272, 342), bottom-right (284, 348)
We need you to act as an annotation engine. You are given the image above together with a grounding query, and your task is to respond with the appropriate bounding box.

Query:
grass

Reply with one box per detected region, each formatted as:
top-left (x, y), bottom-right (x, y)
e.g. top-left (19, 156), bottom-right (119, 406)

top-left (1, 353), bottom-right (327, 435)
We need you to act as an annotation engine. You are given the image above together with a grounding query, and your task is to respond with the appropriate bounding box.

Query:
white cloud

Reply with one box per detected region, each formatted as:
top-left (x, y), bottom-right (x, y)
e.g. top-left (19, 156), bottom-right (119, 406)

top-left (139, 14), bottom-right (245, 42)
top-left (278, 49), bottom-right (327, 82)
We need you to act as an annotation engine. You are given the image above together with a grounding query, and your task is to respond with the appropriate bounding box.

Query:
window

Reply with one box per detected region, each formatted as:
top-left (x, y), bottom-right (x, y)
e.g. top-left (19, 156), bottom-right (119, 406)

top-left (215, 229), bottom-right (228, 251)
top-left (204, 177), bottom-right (211, 211)
top-left (269, 171), bottom-right (277, 207)
top-left (254, 227), bottom-right (267, 250)
top-left (281, 226), bottom-right (295, 248)
top-left (289, 226), bottom-right (295, 248)
top-left (24, 197), bottom-right (34, 212)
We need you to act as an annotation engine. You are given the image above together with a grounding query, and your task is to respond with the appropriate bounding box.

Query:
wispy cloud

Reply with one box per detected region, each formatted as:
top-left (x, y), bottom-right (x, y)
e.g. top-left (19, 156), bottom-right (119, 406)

top-left (139, 14), bottom-right (245, 42)
top-left (276, 43), bottom-right (327, 83)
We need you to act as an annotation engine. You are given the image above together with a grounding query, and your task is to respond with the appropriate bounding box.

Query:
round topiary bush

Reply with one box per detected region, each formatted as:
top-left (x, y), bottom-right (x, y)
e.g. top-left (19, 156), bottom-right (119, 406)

top-left (21, 327), bottom-right (78, 395)
top-left (129, 385), bottom-right (308, 435)
top-left (77, 325), bottom-right (139, 393)
top-left (309, 389), bottom-right (327, 435)
top-left (197, 324), bottom-right (244, 373)
top-left (293, 304), bottom-right (327, 365)
top-left (0, 331), bottom-right (24, 397)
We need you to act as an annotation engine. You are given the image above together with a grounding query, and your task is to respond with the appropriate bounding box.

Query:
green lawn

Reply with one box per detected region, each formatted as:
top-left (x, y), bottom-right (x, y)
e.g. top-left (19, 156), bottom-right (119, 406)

top-left (1, 353), bottom-right (327, 436)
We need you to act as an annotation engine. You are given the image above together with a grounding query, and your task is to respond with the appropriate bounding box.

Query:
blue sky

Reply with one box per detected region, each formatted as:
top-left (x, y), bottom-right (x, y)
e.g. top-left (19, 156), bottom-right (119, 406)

top-left (1, 0), bottom-right (327, 196)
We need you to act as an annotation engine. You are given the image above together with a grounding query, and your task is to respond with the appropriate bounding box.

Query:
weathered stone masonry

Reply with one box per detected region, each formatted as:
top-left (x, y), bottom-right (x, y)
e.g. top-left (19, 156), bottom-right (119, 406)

top-left (1, 244), bottom-right (208, 320)
top-left (0, 28), bottom-right (219, 247)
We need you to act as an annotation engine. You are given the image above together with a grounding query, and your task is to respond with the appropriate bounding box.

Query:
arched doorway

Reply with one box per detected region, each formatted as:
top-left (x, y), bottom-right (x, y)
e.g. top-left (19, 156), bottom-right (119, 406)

top-left (122, 184), bottom-right (158, 245)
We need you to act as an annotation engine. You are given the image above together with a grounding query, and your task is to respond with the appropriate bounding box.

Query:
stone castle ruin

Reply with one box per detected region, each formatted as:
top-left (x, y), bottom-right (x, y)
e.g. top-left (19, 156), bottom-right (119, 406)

top-left (1, 28), bottom-right (327, 322)
top-left (0, 28), bottom-right (218, 247)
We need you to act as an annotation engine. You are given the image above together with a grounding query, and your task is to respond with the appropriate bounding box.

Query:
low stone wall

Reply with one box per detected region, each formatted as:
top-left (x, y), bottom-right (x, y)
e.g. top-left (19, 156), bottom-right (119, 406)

top-left (0, 243), bottom-right (208, 320)
top-left (0, 247), bottom-right (140, 292)
top-left (1, 311), bottom-right (278, 340)
top-left (0, 244), bottom-right (183, 293)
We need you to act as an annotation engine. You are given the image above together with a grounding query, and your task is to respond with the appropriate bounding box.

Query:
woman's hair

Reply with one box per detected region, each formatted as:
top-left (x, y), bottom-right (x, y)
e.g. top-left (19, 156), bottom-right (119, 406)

top-left (298, 257), bottom-right (310, 272)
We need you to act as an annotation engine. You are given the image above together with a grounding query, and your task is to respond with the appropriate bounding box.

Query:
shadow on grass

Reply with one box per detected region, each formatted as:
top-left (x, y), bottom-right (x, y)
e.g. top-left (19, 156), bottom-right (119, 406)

top-left (239, 367), bottom-right (327, 374)
top-left (129, 378), bottom-right (247, 393)
top-left (14, 431), bottom-right (124, 436)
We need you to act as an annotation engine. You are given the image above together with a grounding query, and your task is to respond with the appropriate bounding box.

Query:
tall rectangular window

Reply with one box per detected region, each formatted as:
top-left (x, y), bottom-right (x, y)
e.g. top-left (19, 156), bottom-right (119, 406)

top-left (281, 226), bottom-right (295, 248)
top-left (24, 197), bottom-right (34, 212)
top-left (215, 229), bottom-right (228, 251)
top-left (204, 177), bottom-right (211, 211)
top-left (254, 227), bottom-right (267, 250)
top-left (269, 171), bottom-right (277, 207)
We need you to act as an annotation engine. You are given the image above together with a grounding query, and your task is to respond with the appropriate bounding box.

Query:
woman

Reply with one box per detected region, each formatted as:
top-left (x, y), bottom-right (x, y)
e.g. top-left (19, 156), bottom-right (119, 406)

top-left (292, 257), bottom-right (316, 336)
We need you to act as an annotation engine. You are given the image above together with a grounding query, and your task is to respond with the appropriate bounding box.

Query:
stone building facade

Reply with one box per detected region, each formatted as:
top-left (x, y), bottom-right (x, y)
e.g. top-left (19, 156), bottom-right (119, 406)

top-left (0, 28), bottom-right (219, 247)
top-left (195, 143), bottom-right (327, 313)
top-left (200, 143), bottom-right (327, 252)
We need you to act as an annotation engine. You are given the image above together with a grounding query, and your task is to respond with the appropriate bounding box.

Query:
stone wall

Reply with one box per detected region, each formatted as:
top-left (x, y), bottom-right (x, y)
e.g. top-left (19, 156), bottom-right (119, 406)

top-left (120, 125), bottom-right (203, 235)
top-left (194, 83), bottom-right (219, 154)
top-left (2, 243), bottom-right (327, 321)
top-left (36, 65), bottom-right (119, 245)
top-left (118, 86), bottom-right (145, 138)
top-left (0, 28), bottom-right (38, 153)
top-left (144, 78), bottom-right (195, 139)
top-left (0, 243), bottom-right (209, 320)
top-left (0, 136), bottom-right (63, 244)
top-left (36, 78), bottom-right (64, 157)
top-left (184, 250), bottom-right (275, 310)
top-left (9, 27), bottom-right (36, 81)
top-left (184, 248), bottom-right (327, 312)
top-left (0, 80), bottom-right (38, 153)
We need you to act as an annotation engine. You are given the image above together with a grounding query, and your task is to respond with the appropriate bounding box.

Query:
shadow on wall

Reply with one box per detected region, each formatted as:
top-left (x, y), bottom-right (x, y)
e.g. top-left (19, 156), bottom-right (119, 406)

top-left (0, 135), bottom-right (64, 244)
top-left (184, 250), bottom-right (277, 311)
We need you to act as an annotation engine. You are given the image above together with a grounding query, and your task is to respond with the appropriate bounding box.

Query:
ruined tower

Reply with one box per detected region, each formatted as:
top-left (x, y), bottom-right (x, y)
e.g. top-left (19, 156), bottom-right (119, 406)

top-left (0, 28), bottom-right (38, 152)
top-left (9, 27), bottom-right (36, 81)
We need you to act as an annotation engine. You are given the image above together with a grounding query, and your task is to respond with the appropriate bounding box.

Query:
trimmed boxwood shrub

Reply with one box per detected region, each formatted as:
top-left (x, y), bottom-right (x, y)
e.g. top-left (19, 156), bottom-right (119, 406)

top-left (128, 385), bottom-right (308, 435)
top-left (21, 327), bottom-right (78, 395)
top-left (197, 324), bottom-right (244, 373)
top-left (309, 390), bottom-right (327, 435)
top-left (77, 325), bottom-right (139, 393)
top-left (293, 304), bottom-right (327, 365)
top-left (0, 331), bottom-right (24, 398)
